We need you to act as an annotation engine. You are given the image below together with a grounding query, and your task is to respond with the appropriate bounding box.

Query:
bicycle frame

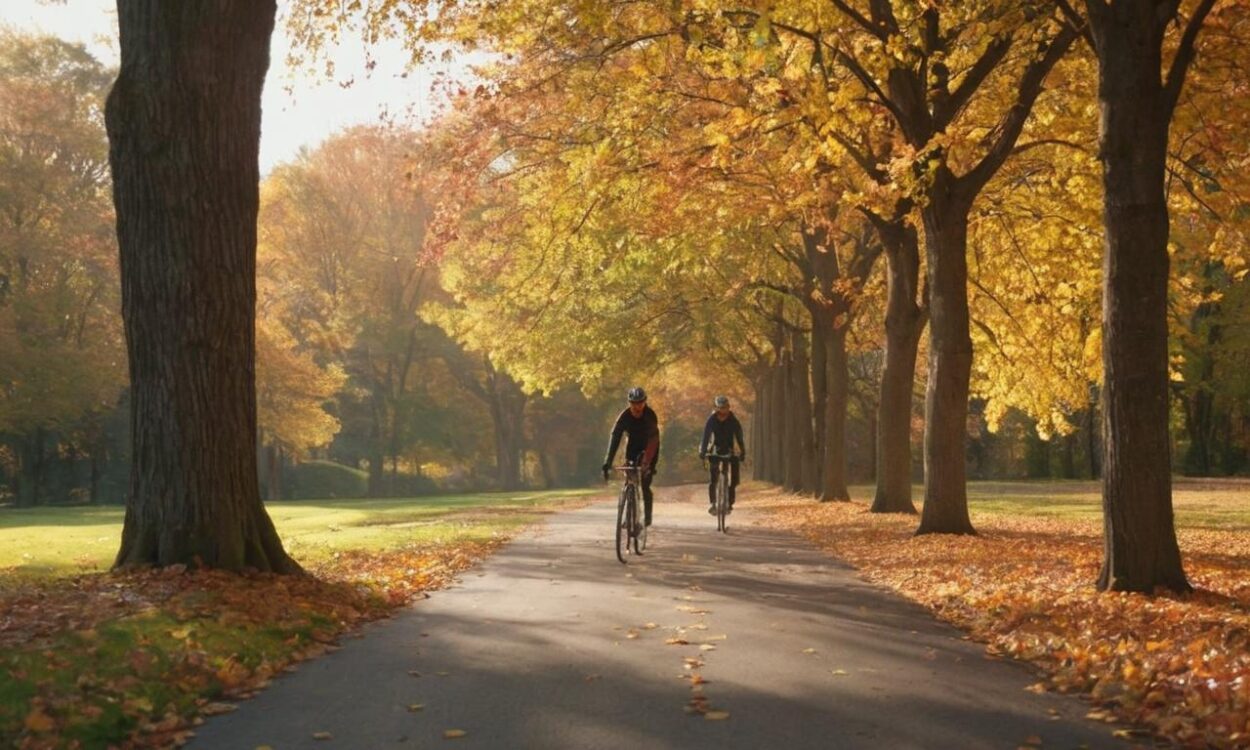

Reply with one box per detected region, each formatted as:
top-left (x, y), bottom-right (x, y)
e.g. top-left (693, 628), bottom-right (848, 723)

top-left (613, 464), bottom-right (647, 563)
top-left (706, 453), bottom-right (738, 534)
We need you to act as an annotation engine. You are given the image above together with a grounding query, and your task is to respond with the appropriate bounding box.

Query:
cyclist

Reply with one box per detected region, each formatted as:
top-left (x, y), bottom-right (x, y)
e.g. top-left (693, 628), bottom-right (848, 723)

top-left (700, 394), bottom-right (745, 514)
top-left (602, 386), bottom-right (660, 527)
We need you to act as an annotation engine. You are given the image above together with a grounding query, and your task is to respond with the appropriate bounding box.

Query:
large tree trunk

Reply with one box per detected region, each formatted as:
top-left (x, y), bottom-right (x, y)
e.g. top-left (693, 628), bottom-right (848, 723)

top-left (820, 326), bottom-right (851, 501)
top-left (872, 220), bottom-right (925, 514)
top-left (916, 180), bottom-right (976, 535)
top-left (106, 0), bottom-right (298, 572)
top-left (750, 381), bottom-right (765, 472)
top-left (1088, 0), bottom-right (1199, 592)
top-left (784, 333), bottom-right (817, 493)
top-left (809, 309), bottom-right (829, 491)
top-left (794, 333), bottom-right (819, 493)
top-left (767, 362), bottom-right (787, 484)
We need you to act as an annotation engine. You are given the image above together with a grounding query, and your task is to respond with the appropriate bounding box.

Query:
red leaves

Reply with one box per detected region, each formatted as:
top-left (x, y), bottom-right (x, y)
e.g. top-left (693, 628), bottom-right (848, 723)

top-left (756, 490), bottom-right (1250, 749)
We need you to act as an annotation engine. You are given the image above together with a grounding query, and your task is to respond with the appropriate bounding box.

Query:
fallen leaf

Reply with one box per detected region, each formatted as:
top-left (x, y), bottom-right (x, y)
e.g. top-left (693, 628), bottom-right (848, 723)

top-left (408, 703), bottom-right (424, 712)
top-left (23, 707), bottom-right (54, 733)
top-left (831, 669), bottom-right (849, 676)
top-left (312, 731), bottom-right (332, 740)
top-left (704, 710), bottom-right (730, 721)
top-left (444, 729), bottom-right (467, 739)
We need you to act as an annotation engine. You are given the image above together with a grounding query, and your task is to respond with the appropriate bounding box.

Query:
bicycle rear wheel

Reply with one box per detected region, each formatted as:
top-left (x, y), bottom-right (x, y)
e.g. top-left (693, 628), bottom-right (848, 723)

top-left (616, 485), bottom-right (632, 564)
top-left (717, 470), bottom-right (729, 533)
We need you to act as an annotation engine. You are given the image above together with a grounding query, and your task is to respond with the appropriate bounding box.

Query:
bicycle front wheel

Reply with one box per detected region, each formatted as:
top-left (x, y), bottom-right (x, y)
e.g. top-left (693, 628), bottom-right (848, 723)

top-left (717, 471), bottom-right (729, 533)
top-left (616, 485), bottom-right (632, 563)
top-left (633, 492), bottom-right (646, 554)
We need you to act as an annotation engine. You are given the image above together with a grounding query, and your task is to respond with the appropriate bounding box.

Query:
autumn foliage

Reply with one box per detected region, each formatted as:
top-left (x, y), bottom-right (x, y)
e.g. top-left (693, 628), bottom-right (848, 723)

top-left (1, 540), bottom-right (502, 749)
top-left (753, 488), bottom-right (1250, 748)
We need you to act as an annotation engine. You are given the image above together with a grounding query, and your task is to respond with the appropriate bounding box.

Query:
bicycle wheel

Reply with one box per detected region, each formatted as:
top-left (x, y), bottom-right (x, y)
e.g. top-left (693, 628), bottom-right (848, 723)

top-left (717, 469), bottom-right (729, 533)
top-left (616, 485), bottom-right (631, 564)
top-left (633, 489), bottom-right (647, 554)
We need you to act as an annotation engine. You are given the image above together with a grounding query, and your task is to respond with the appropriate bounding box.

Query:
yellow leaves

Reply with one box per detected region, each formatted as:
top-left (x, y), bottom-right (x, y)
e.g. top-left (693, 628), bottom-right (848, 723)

top-left (703, 710), bottom-right (730, 720)
top-left (443, 728), bottom-right (468, 738)
top-left (312, 730), bottom-right (333, 740)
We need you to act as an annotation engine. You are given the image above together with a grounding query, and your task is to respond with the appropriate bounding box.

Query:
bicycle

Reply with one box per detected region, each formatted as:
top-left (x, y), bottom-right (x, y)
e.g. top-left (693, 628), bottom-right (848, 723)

top-left (612, 463), bottom-right (648, 563)
top-left (704, 453), bottom-right (739, 533)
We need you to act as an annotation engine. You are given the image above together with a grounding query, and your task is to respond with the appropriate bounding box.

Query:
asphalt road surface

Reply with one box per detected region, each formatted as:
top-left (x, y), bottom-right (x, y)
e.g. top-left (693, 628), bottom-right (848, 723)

top-left (190, 486), bottom-right (1129, 750)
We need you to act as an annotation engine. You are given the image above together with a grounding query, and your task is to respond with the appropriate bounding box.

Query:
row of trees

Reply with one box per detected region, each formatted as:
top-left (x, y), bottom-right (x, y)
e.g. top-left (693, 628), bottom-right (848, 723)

top-left (11, 1), bottom-right (1243, 586)
top-left (283, 0), bottom-right (1249, 591)
top-left (0, 29), bottom-right (613, 509)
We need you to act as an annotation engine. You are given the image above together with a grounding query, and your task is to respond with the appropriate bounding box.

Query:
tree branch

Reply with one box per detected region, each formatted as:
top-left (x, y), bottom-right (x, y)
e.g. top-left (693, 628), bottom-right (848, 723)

top-left (960, 24), bottom-right (1079, 197)
top-left (1163, 0), bottom-right (1219, 117)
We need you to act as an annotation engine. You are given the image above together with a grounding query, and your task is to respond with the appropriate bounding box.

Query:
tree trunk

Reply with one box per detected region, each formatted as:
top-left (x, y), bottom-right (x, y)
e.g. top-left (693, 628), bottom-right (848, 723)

top-left (106, 0), bottom-right (298, 572)
top-left (767, 363), bottom-right (786, 483)
top-left (794, 333), bottom-right (818, 493)
top-left (1061, 432), bottom-right (1077, 480)
top-left (1088, 0), bottom-right (1194, 592)
top-left (916, 180), bottom-right (976, 535)
top-left (1086, 400), bottom-right (1101, 479)
top-left (872, 221), bottom-right (924, 514)
top-left (488, 367), bottom-right (527, 490)
top-left (26, 428), bottom-right (46, 507)
top-left (809, 310), bottom-right (829, 491)
top-left (265, 443), bottom-right (282, 501)
top-left (821, 326), bottom-right (851, 502)
top-left (751, 381), bottom-right (765, 472)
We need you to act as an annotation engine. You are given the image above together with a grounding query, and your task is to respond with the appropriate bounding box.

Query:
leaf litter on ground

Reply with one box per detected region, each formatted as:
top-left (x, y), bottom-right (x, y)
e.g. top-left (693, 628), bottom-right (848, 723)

top-left (1, 539), bottom-right (503, 749)
top-left (751, 487), bottom-right (1250, 749)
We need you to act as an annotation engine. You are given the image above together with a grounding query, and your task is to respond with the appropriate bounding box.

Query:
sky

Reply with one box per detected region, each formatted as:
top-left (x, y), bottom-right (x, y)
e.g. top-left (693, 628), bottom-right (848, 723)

top-left (0, 0), bottom-right (465, 173)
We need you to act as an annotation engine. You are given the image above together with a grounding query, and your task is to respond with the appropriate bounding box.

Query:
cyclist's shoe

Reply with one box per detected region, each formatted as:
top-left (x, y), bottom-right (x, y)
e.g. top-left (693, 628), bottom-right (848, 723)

top-left (707, 505), bottom-right (716, 515)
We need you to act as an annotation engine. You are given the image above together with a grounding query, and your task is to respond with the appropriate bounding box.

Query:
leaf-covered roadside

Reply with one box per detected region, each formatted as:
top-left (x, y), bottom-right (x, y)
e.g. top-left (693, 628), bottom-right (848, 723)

top-left (752, 490), bottom-right (1250, 750)
top-left (1, 540), bottom-right (503, 749)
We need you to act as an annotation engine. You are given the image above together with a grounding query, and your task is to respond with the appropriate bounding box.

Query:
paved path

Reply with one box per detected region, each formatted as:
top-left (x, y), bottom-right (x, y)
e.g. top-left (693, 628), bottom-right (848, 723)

top-left (191, 486), bottom-right (1126, 749)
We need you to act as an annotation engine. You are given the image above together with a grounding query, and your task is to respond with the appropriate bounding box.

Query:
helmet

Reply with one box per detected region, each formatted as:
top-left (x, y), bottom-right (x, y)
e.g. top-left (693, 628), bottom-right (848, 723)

top-left (627, 386), bottom-right (647, 403)
top-left (714, 395), bottom-right (730, 408)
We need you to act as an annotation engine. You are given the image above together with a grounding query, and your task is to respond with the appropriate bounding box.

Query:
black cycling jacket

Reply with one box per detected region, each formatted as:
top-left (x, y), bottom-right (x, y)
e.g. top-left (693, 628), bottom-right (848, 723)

top-left (700, 411), bottom-right (745, 457)
top-left (604, 405), bottom-right (660, 468)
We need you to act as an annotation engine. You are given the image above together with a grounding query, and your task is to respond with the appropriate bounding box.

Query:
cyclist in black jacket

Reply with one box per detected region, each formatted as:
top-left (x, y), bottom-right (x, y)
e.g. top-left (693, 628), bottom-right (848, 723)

top-left (602, 386), bottom-right (661, 526)
top-left (699, 395), bottom-right (745, 514)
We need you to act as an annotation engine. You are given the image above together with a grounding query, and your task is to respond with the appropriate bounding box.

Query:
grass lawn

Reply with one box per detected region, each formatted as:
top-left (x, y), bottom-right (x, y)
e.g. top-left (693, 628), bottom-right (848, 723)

top-left (844, 477), bottom-right (1250, 529)
top-left (0, 487), bottom-right (598, 748)
top-left (0, 488), bottom-right (597, 577)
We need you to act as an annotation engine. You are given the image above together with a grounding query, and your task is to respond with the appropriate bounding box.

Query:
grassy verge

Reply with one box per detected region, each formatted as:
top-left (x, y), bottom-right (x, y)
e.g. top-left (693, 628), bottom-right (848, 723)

top-left (752, 479), bottom-right (1250, 749)
top-left (0, 488), bottom-right (596, 748)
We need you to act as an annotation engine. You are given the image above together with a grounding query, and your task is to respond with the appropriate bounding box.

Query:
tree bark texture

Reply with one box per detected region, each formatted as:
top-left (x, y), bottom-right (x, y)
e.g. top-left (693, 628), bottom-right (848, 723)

top-left (872, 219), bottom-right (925, 514)
top-left (916, 179), bottom-right (976, 535)
top-left (1087, 0), bottom-right (1198, 592)
top-left (820, 325), bottom-right (852, 502)
top-left (107, 0), bottom-right (297, 572)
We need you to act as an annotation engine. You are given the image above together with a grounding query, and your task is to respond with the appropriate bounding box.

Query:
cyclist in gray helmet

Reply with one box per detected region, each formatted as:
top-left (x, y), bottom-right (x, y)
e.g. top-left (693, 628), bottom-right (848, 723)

top-left (700, 395), bottom-right (745, 514)
top-left (602, 387), bottom-right (661, 526)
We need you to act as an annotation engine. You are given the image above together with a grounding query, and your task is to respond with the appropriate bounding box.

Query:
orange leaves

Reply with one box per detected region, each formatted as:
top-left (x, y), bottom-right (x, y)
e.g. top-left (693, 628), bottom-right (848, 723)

top-left (0, 539), bottom-right (502, 748)
top-left (755, 490), bottom-right (1250, 749)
